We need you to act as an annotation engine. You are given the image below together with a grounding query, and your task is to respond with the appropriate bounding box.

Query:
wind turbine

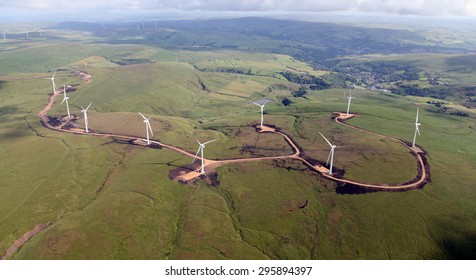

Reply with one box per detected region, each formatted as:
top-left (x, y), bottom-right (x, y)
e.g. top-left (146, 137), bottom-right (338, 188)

top-left (346, 91), bottom-right (354, 117)
top-left (192, 138), bottom-right (216, 174)
top-left (80, 103), bottom-right (92, 133)
top-left (61, 85), bottom-right (71, 117)
top-left (251, 99), bottom-right (271, 127)
top-left (2, 30), bottom-right (5, 40)
top-left (412, 107), bottom-right (421, 148)
top-left (50, 71), bottom-right (58, 94)
top-left (319, 132), bottom-right (336, 175)
top-left (139, 112), bottom-right (154, 145)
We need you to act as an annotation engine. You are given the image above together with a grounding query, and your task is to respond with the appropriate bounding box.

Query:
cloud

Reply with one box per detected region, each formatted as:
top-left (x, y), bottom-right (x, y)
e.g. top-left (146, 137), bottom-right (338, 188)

top-left (0, 0), bottom-right (475, 16)
top-left (357, 0), bottom-right (475, 16)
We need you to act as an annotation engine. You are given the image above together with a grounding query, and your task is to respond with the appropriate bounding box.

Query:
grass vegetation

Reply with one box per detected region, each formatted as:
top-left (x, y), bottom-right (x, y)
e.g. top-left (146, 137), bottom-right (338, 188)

top-left (0, 20), bottom-right (475, 260)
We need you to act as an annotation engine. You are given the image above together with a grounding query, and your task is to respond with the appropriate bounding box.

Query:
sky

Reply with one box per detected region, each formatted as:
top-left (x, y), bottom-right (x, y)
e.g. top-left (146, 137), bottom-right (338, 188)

top-left (1, 0), bottom-right (475, 17)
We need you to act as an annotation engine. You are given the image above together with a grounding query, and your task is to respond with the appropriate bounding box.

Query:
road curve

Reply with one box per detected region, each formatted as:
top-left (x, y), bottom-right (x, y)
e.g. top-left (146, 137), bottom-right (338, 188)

top-left (38, 76), bottom-right (429, 192)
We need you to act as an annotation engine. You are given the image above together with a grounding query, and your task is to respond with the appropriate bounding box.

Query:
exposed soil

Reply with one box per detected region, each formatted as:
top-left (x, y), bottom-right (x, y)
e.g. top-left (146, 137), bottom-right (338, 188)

top-left (1, 222), bottom-right (52, 260)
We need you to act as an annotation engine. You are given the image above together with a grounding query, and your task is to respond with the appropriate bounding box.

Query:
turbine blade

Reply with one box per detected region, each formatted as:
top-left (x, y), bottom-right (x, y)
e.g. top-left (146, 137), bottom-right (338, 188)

top-left (319, 132), bottom-right (333, 147)
top-left (415, 107), bottom-right (419, 123)
top-left (263, 99), bottom-right (271, 105)
top-left (194, 137), bottom-right (201, 145)
top-left (192, 147), bottom-right (201, 163)
top-left (52, 71), bottom-right (56, 79)
top-left (416, 125), bottom-right (421, 135)
top-left (147, 122), bottom-right (153, 136)
top-left (326, 150), bottom-right (332, 166)
top-left (138, 112), bottom-right (147, 120)
top-left (61, 96), bottom-right (66, 104)
top-left (203, 139), bottom-right (216, 145)
top-left (251, 101), bottom-right (260, 106)
top-left (86, 102), bottom-right (92, 111)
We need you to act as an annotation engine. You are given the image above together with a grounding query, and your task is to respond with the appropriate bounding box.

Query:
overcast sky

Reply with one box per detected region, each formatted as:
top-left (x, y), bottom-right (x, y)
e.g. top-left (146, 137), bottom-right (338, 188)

top-left (1, 0), bottom-right (475, 17)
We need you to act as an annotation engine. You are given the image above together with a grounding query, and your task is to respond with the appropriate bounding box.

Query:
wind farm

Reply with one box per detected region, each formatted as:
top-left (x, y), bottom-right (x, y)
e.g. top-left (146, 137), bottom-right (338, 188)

top-left (0, 17), bottom-right (475, 261)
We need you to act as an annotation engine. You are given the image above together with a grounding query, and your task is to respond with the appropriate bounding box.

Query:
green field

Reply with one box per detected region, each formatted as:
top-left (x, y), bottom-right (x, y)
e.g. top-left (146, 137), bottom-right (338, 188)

top-left (1, 21), bottom-right (476, 260)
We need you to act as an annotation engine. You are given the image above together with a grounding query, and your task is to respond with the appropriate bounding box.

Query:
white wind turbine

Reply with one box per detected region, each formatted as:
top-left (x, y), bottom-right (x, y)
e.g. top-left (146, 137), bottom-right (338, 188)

top-left (50, 71), bottom-right (58, 94)
top-left (80, 103), bottom-right (92, 133)
top-left (319, 132), bottom-right (336, 175)
top-left (139, 112), bottom-right (154, 145)
top-left (346, 91), bottom-right (354, 117)
top-left (412, 107), bottom-right (421, 148)
top-left (192, 138), bottom-right (216, 174)
top-left (251, 99), bottom-right (271, 127)
top-left (2, 30), bottom-right (5, 40)
top-left (61, 85), bottom-right (71, 117)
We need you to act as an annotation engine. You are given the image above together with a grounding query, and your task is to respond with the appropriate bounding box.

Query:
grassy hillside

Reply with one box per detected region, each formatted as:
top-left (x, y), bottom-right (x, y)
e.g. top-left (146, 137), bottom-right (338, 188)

top-left (0, 22), bottom-right (475, 260)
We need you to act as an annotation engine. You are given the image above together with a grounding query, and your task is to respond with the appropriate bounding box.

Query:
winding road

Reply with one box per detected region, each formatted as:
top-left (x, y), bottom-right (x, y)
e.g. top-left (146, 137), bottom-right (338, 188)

top-left (38, 73), bottom-right (430, 192)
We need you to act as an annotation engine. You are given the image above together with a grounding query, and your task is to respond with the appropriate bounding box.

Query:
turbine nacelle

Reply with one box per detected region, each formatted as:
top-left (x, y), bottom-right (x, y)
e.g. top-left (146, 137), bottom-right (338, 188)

top-left (416, 123), bottom-right (421, 135)
top-left (81, 103), bottom-right (92, 113)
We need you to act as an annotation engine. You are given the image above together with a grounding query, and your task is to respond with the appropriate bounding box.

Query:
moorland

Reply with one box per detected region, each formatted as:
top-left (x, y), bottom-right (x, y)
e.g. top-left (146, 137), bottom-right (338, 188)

top-left (0, 16), bottom-right (475, 259)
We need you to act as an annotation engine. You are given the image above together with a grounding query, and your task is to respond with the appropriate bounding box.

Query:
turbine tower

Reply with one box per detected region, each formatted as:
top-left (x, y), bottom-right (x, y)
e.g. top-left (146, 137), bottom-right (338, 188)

top-left (50, 71), bottom-right (58, 94)
top-left (2, 30), bottom-right (5, 40)
top-left (346, 91), bottom-right (354, 117)
top-left (81, 103), bottom-right (92, 133)
top-left (61, 85), bottom-right (71, 117)
top-left (139, 112), bottom-right (154, 145)
top-left (412, 107), bottom-right (421, 148)
top-left (192, 138), bottom-right (216, 174)
top-left (251, 99), bottom-right (271, 128)
top-left (319, 132), bottom-right (336, 175)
